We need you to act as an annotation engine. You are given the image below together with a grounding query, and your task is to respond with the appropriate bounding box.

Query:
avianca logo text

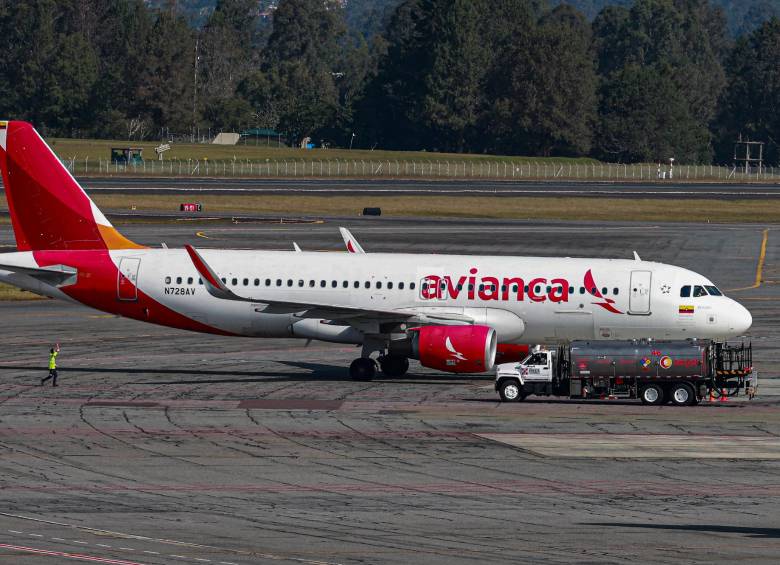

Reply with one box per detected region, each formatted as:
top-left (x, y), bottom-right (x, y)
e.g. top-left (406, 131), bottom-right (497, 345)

top-left (420, 267), bottom-right (624, 314)
top-left (421, 268), bottom-right (569, 303)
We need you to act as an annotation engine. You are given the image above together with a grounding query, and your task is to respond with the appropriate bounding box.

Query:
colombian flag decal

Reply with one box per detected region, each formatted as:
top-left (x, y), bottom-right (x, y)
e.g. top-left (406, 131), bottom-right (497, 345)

top-left (679, 305), bottom-right (694, 314)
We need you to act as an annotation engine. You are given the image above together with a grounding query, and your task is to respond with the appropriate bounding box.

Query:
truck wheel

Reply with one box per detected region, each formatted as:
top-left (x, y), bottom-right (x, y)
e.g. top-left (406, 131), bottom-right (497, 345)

top-left (640, 384), bottom-right (665, 406)
top-left (499, 379), bottom-right (524, 402)
top-left (669, 382), bottom-right (695, 406)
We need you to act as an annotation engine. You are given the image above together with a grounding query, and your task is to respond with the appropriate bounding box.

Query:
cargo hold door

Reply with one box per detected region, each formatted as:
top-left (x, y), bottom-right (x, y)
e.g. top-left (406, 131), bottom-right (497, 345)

top-left (629, 270), bottom-right (651, 315)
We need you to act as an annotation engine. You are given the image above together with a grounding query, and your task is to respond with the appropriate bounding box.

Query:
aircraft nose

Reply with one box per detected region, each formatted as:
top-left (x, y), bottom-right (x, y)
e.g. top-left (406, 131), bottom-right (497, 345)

top-left (728, 300), bottom-right (752, 335)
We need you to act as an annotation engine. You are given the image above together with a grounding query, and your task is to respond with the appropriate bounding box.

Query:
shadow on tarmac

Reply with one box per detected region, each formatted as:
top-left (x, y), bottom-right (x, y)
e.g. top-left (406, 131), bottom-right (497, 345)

top-left (584, 522), bottom-right (780, 539)
top-left (0, 362), bottom-right (489, 386)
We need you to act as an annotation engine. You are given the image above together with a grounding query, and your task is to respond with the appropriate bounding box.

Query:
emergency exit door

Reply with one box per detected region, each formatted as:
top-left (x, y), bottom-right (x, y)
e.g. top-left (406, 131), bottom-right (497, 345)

top-left (117, 257), bottom-right (140, 301)
top-left (629, 270), bottom-right (651, 314)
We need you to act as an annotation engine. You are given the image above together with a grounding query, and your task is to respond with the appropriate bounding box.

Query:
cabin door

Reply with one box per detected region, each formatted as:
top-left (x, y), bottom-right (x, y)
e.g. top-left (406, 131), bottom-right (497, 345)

top-left (629, 270), bottom-right (652, 314)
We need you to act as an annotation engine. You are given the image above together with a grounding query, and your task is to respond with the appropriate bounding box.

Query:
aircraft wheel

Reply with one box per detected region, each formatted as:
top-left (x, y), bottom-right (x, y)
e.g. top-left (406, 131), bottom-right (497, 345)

top-left (349, 358), bottom-right (376, 381)
top-left (379, 355), bottom-right (409, 377)
top-left (640, 383), bottom-right (665, 406)
top-left (498, 379), bottom-right (525, 402)
top-left (669, 382), bottom-right (696, 406)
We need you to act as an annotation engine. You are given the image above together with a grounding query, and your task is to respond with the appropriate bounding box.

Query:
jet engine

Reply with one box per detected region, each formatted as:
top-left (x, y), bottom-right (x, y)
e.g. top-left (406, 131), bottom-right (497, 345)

top-left (404, 325), bottom-right (497, 373)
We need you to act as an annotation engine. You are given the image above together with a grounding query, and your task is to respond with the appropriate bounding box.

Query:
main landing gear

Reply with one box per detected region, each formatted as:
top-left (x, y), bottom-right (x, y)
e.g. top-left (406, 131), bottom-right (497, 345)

top-left (349, 355), bottom-right (410, 380)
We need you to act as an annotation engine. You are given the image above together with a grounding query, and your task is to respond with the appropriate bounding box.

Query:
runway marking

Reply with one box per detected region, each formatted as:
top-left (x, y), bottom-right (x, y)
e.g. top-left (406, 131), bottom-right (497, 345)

top-left (0, 543), bottom-right (145, 564)
top-left (195, 231), bottom-right (210, 239)
top-left (729, 228), bottom-right (769, 292)
top-left (28, 532), bottom-right (43, 537)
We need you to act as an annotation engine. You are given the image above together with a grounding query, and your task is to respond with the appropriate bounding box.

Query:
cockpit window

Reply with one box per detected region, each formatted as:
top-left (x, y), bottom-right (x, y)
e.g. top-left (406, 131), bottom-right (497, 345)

top-left (693, 285), bottom-right (708, 297)
top-left (680, 285), bottom-right (691, 297)
top-left (705, 285), bottom-right (723, 296)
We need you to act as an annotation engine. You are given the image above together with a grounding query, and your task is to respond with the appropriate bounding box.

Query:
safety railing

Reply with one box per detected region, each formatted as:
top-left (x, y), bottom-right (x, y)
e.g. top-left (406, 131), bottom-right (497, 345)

top-left (57, 158), bottom-right (780, 182)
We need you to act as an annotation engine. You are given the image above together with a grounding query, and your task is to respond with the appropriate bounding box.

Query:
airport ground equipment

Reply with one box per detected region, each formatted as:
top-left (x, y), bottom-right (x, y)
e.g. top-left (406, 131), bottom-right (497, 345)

top-left (495, 340), bottom-right (754, 406)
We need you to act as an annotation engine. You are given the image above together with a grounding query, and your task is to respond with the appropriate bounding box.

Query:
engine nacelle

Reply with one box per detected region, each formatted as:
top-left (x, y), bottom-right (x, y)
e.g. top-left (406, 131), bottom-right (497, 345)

top-left (409, 325), bottom-right (497, 373)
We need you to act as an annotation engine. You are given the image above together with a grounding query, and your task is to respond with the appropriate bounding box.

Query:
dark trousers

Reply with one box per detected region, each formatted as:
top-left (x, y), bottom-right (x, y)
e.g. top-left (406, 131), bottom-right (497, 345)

top-left (42, 369), bottom-right (57, 386)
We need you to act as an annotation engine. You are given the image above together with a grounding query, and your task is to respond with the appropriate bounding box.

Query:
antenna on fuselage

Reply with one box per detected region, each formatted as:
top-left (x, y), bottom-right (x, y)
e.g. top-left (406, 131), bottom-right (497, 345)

top-left (633, 251), bottom-right (641, 261)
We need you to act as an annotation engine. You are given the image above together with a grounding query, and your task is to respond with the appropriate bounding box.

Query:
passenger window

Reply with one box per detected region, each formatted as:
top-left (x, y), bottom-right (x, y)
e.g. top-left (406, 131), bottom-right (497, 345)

top-left (680, 285), bottom-right (691, 297)
top-left (221, 278), bottom-right (226, 284)
top-left (376, 281), bottom-right (382, 289)
top-left (287, 279), bottom-right (293, 287)
top-left (528, 353), bottom-right (547, 365)
top-left (276, 279), bottom-right (282, 287)
top-left (399, 282), bottom-right (405, 290)
top-left (601, 287), bottom-right (607, 295)
top-left (365, 281), bottom-right (370, 289)
top-left (298, 280), bottom-right (304, 287)
top-left (265, 279), bottom-right (271, 286)
top-left (693, 285), bottom-right (708, 297)
top-left (388, 282), bottom-right (393, 289)
top-left (410, 282), bottom-right (416, 290)
top-left (342, 281), bottom-right (349, 288)
top-left (613, 287), bottom-right (619, 295)
top-left (320, 280), bottom-right (326, 288)
top-left (254, 279), bottom-right (260, 286)
top-left (176, 277), bottom-right (182, 284)
top-left (186, 277), bottom-right (192, 285)
top-left (331, 280), bottom-right (337, 288)
top-left (705, 285), bottom-right (722, 296)
top-left (243, 278), bottom-right (249, 286)
top-left (354, 281), bottom-right (359, 288)
top-left (569, 286), bottom-right (574, 294)
top-left (309, 280), bottom-right (315, 287)
top-left (579, 287), bottom-right (585, 294)
top-left (165, 276), bottom-right (171, 284)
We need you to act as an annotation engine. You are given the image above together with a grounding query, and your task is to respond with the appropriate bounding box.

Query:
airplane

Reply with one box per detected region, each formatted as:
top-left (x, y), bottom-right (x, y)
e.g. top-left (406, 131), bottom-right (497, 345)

top-left (0, 121), bottom-right (752, 380)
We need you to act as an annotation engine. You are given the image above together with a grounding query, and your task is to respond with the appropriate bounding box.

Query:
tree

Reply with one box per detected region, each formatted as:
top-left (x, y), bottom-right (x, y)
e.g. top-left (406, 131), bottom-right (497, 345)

top-left (715, 17), bottom-right (780, 164)
top-left (135, 10), bottom-right (197, 136)
top-left (420, 0), bottom-right (490, 152)
top-left (592, 0), bottom-right (729, 162)
top-left (262, 0), bottom-right (347, 144)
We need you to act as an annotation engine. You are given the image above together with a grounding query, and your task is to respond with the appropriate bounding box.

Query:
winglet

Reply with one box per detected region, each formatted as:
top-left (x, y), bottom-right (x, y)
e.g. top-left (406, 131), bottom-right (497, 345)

top-left (340, 227), bottom-right (365, 254)
top-left (184, 245), bottom-right (237, 300)
top-left (633, 251), bottom-right (641, 261)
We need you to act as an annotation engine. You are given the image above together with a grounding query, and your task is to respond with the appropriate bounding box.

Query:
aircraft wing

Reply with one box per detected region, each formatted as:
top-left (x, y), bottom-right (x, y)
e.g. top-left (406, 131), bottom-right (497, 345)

top-left (184, 245), bottom-right (471, 324)
top-left (340, 227), bottom-right (365, 254)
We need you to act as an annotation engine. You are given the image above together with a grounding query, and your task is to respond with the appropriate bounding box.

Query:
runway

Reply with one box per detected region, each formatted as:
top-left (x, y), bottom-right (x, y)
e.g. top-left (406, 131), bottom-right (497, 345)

top-left (1, 217), bottom-right (780, 564)
top-left (73, 177), bottom-right (780, 199)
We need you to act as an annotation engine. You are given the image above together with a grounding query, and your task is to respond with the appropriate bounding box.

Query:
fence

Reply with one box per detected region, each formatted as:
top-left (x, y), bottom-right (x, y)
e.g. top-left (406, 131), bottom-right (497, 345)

top-left (60, 158), bottom-right (780, 182)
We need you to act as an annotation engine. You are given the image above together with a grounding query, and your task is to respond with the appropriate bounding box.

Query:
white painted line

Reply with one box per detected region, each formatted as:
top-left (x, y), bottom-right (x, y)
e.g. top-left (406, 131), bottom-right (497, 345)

top-left (219, 562), bottom-right (238, 565)
top-left (119, 547), bottom-right (135, 551)
top-left (170, 555), bottom-right (189, 559)
top-left (72, 540), bottom-right (88, 544)
top-left (96, 544), bottom-right (112, 548)
top-left (143, 550), bottom-right (160, 555)
top-left (28, 533), bottom-right (43, 537)
top-left (8, 530), bottom-right (22, 534)
top-left (194, 559), bottom-right (211, 563)
top-left (51, 537), bottom-right (65, 542)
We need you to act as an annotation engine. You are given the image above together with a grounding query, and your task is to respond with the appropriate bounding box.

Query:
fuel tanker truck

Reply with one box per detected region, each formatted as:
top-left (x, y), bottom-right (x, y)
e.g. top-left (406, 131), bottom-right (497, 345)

top-left (495, 340), bottom-right (755, 406)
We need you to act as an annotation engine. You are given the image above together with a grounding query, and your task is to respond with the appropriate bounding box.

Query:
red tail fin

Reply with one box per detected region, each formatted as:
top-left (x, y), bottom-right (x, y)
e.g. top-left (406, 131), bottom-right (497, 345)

top-left (0, 121), bottom-right (143, 251)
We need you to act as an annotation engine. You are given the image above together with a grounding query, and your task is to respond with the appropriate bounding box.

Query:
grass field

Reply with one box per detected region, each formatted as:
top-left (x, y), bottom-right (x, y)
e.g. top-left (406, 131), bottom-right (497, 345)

top-left (89, 194), bottom-right (780, 224)
top-left (0, 282), bottom-right (46, 300)
top-left (50, 137), bottom-right (597, 166)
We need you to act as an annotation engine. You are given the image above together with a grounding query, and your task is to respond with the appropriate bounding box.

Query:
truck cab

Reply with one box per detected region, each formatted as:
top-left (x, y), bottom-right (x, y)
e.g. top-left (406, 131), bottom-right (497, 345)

top-left (495, 350), bottom-right (556, 401)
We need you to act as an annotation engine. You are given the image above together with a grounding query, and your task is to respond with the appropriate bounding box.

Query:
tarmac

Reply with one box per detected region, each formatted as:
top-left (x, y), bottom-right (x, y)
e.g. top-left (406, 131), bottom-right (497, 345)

top-left (1, 215), bottom-right (780, 564)
top-left (77, 177), bottom-right (780, 199)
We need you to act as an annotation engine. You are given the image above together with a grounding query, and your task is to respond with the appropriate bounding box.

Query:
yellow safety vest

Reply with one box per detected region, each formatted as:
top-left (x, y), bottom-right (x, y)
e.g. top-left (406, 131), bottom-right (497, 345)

top-left (48, 351), bottom-right (58, 370)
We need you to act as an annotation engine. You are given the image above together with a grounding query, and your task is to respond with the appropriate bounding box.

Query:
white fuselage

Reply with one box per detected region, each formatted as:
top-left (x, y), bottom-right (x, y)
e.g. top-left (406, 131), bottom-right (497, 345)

top-left (56, 248), bottom-right (751, 343)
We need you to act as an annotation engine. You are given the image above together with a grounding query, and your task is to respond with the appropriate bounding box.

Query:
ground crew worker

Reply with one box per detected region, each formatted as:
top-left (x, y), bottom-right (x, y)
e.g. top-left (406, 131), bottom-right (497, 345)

top-left (41, 344), bottom-right (60, 387)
